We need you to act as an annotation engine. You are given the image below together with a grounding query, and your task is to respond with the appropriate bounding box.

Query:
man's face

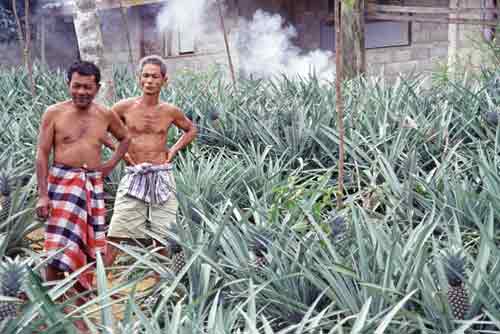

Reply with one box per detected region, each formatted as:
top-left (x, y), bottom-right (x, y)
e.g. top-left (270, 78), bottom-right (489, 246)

top-left (68, 72), bottom-right (99, 108)
top-left (140, 64), bottom-right (167, 95)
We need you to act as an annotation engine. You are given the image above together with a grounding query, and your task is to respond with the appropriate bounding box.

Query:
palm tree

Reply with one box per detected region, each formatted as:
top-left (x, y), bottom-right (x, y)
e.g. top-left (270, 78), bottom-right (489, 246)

top-left (73, 0), bottom-right (114, 104)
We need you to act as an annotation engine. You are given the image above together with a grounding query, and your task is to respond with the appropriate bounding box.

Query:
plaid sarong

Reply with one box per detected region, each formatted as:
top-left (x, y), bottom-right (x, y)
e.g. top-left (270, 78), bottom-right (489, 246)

top-left (123, 163), bottom-right (174, 204)
top-left (44, 163), bottom-right (106, 289)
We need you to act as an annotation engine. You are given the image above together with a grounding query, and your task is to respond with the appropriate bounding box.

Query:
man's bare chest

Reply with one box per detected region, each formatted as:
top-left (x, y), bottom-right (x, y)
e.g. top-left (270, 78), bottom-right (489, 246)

top-left (125, 111), bottom-right (171, 134)
top-left (55, 116), bottom-right (107, 144)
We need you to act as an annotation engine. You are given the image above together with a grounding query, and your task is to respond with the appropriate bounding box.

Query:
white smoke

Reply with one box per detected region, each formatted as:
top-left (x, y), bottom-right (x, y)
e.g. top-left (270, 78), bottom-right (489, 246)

top-left (237, 10), bottom-right (333, 80)
top-left (156, 1), bottom-right (334, 81)
top-left (156, 0), bottom-right (217, 37)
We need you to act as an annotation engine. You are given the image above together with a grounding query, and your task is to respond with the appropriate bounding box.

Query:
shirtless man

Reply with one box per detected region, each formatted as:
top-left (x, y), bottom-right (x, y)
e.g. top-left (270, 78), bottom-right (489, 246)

top-left (35, 61), bottom-right (130, 324)
top-left (105, 55), bottom-right (197, 268)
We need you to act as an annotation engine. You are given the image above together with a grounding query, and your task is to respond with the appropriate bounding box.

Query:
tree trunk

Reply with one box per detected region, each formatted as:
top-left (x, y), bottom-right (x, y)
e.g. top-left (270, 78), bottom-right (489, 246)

top-left (73, 0), bottom-right (114, 104)
top-left (341, 0), bottom-right (366, 78)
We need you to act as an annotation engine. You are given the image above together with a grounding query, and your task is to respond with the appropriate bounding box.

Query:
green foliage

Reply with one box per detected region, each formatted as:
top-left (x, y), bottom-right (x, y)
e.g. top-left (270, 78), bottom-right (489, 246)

top-left (1, 64), bottom-right (500, 332)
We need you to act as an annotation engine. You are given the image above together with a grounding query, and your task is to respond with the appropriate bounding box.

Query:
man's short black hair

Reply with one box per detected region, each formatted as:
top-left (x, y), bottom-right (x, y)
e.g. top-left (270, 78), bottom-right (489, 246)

top-left (67, 61), bottom-right (101, 85)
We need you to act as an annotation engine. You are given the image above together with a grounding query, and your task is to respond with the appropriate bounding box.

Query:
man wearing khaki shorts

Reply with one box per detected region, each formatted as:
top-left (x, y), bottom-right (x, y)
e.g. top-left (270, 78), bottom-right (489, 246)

top-left (105, 55), bottom-right (197, 266)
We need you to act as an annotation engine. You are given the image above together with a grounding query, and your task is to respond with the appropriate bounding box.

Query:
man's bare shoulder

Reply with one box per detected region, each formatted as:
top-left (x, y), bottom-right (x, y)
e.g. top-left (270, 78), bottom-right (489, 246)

top-left (159, 102), bottom-right (182, 115)
top-left (113, 97), bottom-right (141, 113)
top-left (43, 101), bottom-right (71, 119)
top-left (92, 103), bottom-right (113, 119)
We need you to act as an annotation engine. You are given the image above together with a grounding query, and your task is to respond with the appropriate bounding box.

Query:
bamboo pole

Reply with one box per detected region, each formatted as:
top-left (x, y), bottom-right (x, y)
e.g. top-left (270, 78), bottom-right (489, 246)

top-left (216, 0), bottom-right (236, 86)
top-left (335, 0), bottom-right (345, 209)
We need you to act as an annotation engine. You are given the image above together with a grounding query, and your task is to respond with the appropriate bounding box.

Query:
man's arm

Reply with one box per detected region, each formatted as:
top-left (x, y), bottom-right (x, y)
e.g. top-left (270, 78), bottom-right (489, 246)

top-left (35, 109), bottom-right (55, 219)
top-left (167, 106), bottom-right (198, 162)
top-left (97, 109), bottom-right (131, 176)
top-left (102, 134), bottom-right (117, 150)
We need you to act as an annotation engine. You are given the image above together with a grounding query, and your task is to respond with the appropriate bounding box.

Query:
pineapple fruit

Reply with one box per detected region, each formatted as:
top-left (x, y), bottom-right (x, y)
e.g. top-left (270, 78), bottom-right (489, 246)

top-left (251, 233), bottom-right (271, 277)
top-left (0, 257), bottom-right (27, 321)
top-left (0, 171), bottom-right (11, 222)
top-left (445, 253), bottom-right (470, 320)
top-left (169, 242), bottom-right (186, 275)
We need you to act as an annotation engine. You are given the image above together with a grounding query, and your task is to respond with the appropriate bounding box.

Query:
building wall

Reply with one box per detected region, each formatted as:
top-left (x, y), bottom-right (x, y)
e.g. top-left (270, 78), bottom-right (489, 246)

top-left (367, 0), bottom-right (449, 80)
top-left (0, 0), bottom-right (491, 80)
top-left (279, 0), bottom-right (451, 80)
top-left (97, 3), bottom-right (237, 79)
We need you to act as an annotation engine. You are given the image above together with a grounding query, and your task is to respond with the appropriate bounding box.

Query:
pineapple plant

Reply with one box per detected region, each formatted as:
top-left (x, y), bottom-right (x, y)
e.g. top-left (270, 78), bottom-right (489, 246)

top-left (445, 252), bottom-right (470, 320)
top-left (0, 257), bottom-right (27, 321)
top-left (0, 171), bottom-right (11, 222)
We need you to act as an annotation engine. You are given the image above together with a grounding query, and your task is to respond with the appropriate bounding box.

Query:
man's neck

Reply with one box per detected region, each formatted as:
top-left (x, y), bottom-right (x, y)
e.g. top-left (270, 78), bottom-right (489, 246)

top-left (72, 102), bottom-right (92, 113)
top-left (141, 94), bottom-right (160, 107)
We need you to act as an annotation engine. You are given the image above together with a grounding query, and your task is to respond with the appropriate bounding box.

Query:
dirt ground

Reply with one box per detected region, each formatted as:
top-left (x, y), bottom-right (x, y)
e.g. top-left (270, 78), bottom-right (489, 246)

top-left (25, 227), bottom-right (158, 323)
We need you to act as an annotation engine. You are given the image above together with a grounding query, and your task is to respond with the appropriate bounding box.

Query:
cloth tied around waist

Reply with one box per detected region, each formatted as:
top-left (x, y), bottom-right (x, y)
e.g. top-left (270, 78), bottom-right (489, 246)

top-left (124, 163), bottom-right (174, 204)
top-left (44, 163), bottom-right (106, 289)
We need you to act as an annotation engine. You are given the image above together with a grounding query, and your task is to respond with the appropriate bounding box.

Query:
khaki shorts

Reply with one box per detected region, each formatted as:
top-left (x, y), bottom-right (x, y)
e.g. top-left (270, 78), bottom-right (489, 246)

top-left (107, 175), bottom-right (178, 239)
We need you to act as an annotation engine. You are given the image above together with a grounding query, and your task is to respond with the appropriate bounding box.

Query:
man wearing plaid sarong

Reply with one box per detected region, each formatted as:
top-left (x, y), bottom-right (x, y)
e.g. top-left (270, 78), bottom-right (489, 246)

top-left (35, 61), bottom-right (130, 313)
top-left (44, 163), bottom-right (107, 290)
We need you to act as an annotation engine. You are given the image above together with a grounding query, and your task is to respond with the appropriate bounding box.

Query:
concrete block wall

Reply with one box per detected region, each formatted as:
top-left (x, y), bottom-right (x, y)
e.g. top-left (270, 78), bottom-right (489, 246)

top-left (366, 0), bottom-right (449, 79)
top-left (366, 21), bottom-right (449, 79)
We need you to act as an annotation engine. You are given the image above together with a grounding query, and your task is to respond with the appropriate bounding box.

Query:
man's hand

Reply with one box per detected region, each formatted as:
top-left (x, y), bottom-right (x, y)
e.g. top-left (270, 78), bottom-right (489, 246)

top-left (166, 150), bottom-right (176, 163)
top-left (93, 163), bottom-right (114, 178)
top-left (36, 196), bottom-right (50, 220)
top-left (123, 153), bottom-right (136, 165)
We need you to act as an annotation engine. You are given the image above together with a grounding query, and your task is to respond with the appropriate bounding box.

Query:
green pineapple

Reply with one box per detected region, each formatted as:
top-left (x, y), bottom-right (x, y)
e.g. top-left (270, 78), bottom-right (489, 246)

top-left (0, 257), bottom-right (27, 321)
top-left (0, 171), bottom-right (11, 222)
top-left (445, 253), bottom-right (470, 320)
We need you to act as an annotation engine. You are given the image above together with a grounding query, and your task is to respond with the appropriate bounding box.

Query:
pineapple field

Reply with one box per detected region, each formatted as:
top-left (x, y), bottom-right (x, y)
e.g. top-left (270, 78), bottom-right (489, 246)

top-left (1, 63), bottom-right (500, 333)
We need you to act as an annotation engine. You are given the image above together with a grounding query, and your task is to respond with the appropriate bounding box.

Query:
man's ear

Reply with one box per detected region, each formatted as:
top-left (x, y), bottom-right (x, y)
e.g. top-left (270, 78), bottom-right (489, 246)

top-left (96, 83), bottom-right (101, 92)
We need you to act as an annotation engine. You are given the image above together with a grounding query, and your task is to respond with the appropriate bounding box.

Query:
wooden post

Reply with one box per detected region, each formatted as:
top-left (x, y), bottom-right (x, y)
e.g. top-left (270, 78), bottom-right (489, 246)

top-left (341, 0), bottom-right (366, 78)
top-left (216, 0), bottom-right (237, 86)
top-left (448, 0), bottom-right (459, 76)
top-left (25, 0), bottom-right (35, 97)
top-left (335, 0), bottom-right (345, 209)
top-left (41, 15), bottom-right (46, 67)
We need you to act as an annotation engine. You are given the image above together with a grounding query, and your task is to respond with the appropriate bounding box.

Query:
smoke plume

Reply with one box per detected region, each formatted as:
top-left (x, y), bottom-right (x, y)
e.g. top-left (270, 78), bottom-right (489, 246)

top-left (155, 1), bottom-right (334, 80)
top-left (237, 10), bottom-right (333, 80)
top-left (156, 0), bottom-right (217, 37)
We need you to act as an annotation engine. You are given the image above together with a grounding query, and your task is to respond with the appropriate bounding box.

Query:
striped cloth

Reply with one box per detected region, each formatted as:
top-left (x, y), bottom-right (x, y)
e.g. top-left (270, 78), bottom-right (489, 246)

top-left (123, 163), bottom-right (174, 204)
top-left (44, 163), bottom-right (106, 289)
